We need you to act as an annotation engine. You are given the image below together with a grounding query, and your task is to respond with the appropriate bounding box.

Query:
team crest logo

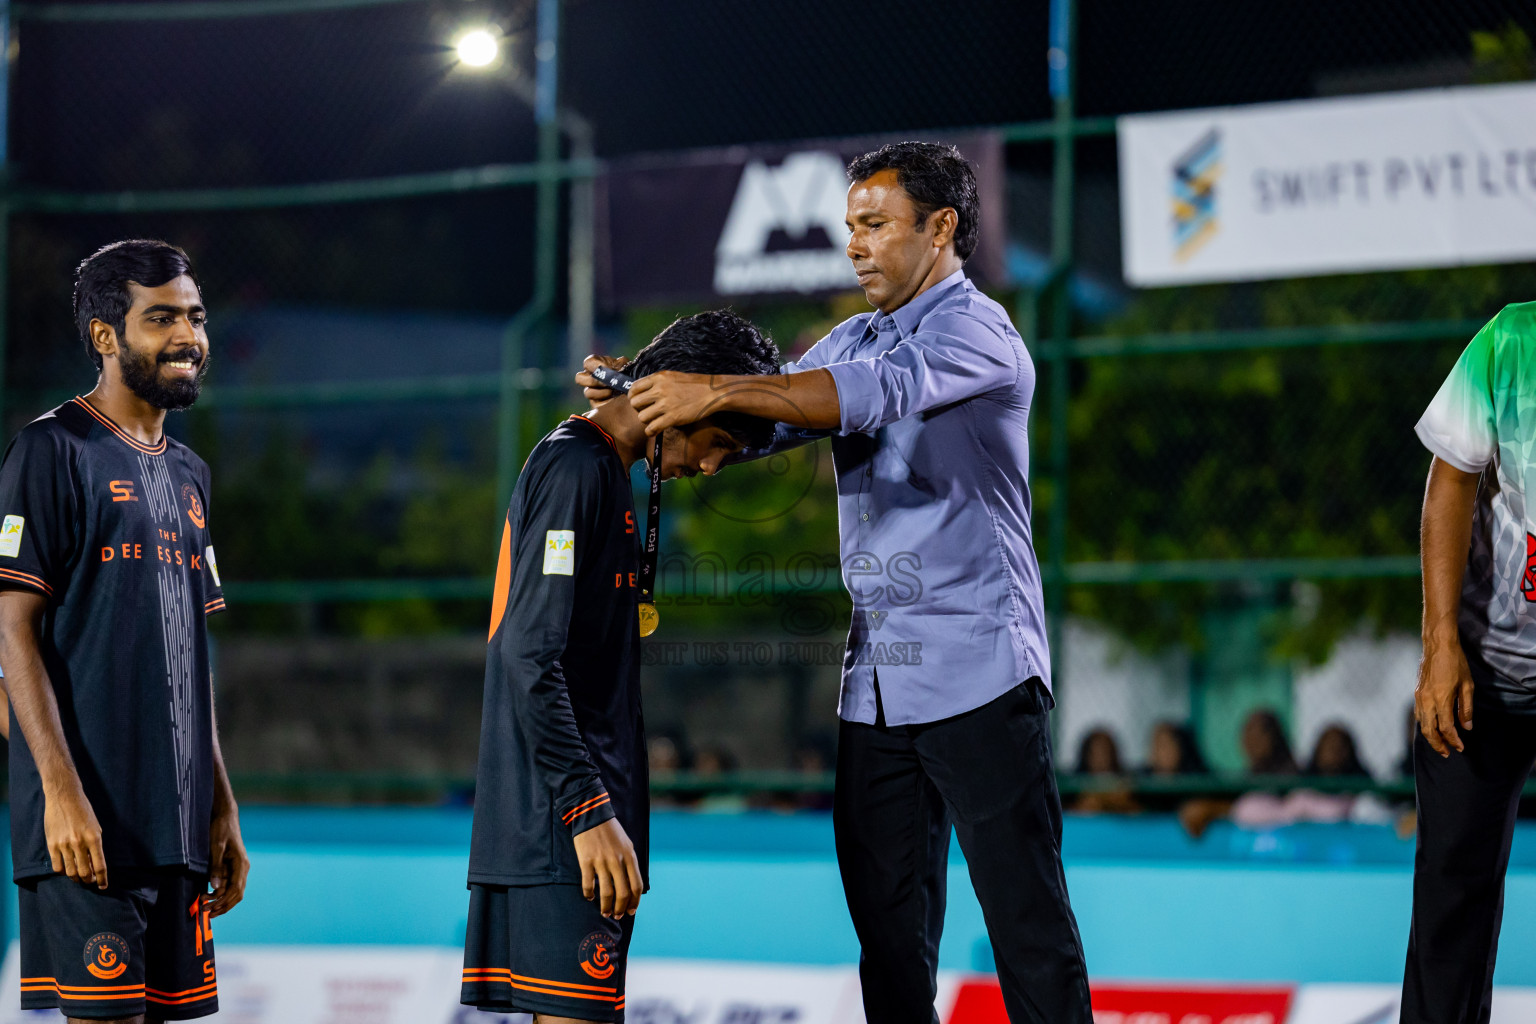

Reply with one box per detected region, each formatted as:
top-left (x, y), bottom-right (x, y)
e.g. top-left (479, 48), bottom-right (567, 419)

top-left (181, 484), bottom-right (207, 529)
top-left (83, 933), bottom-right (130, 980)
top-left (1171, 128), bottom-right (1221, 262)
top-left (1522, 533), bottom-right (1536, 602)
top-left (577, 931), bottom-right (618, 980)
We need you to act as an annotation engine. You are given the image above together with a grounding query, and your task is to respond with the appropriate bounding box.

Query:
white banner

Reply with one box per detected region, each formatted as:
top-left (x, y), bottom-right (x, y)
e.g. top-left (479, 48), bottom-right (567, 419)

top-left (1286, 983), bottom-right (1536, 1024)
top-left (4, 945), bottom-right (1536, 1024)
top-left (1118, 82), bottom-right (1536, 286)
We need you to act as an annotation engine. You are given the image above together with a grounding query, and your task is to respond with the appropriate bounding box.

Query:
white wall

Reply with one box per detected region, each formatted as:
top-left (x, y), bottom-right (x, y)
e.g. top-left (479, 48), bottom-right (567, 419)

top-left (1292, 631), bottom-right (1420, 780)
top-left (1054, 619), bottom-right (1191, 770)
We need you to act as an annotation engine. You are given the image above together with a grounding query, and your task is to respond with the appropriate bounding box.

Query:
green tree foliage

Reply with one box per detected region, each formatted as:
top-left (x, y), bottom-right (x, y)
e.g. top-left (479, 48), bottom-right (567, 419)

top-left (1056, 263), bottom-right (1536, 663)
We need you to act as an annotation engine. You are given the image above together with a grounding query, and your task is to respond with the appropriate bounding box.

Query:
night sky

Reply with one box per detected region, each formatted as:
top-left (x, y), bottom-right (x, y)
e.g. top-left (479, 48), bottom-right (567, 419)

top-left (11, 0), bottom-right (1533, 189)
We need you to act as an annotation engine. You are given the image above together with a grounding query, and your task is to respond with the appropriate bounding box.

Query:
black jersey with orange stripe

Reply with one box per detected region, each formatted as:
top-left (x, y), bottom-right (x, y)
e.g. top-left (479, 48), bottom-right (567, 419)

top-left (0, 400), bottom-right (225, 881)
top-left (468, 416), bottom-right (648, 888)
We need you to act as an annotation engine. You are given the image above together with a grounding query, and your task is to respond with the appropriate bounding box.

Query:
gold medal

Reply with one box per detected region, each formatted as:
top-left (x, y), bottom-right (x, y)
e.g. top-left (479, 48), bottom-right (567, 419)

top-left (638, 601), bottom-right (660, 637)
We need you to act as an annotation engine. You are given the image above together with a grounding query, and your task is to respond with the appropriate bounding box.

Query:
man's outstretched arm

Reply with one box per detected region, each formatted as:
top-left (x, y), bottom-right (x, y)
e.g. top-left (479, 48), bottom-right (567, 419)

top-left (628, 368), bottom-right (842, 434)
top-left (0, 588), bottom-right (108, 887)
top-left (1416, 456), bottom-right (1481, 758)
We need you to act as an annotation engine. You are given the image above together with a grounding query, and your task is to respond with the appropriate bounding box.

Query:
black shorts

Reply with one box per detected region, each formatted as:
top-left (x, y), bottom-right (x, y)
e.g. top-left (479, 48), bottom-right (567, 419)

top-left (461, 882), bottom-right (634, 1021)
top-left (18, 868), bottom-right (218, 1021)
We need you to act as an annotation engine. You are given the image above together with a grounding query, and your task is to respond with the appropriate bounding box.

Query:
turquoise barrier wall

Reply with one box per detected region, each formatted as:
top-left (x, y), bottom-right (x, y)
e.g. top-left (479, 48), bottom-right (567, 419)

top-left (8, 809), bottom-right (1536, 984)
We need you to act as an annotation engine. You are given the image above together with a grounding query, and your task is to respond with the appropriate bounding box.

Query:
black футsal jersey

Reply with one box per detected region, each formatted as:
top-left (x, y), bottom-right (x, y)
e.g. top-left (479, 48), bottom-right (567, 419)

top-left (0, 399), bottom-right (225, 881)
top-left (468, 416), bottom-right (649, 887)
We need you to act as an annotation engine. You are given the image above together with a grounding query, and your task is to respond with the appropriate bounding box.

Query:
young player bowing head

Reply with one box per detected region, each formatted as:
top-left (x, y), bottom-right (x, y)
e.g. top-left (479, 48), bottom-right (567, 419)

top-left (461, 310), bottom-right (778, 1023)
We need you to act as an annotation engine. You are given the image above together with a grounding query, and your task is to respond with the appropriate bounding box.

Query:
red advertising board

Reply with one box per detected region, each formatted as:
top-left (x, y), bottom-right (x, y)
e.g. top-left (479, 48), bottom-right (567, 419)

top-left (947, 979), bottom-right (1295, 1024)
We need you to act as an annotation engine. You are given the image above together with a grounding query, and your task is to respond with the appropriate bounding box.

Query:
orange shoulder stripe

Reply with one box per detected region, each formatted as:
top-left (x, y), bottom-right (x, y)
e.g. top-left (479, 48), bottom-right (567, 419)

top-left (568, 414), bottom-right (619, 454)
top-left (486, 519), bottom-right (513, 641)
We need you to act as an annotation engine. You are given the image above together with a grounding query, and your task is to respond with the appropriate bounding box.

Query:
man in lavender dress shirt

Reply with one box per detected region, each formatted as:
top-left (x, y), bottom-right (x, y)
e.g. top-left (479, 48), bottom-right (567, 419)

top-left (583, 142), bottom-right (1092, 1023)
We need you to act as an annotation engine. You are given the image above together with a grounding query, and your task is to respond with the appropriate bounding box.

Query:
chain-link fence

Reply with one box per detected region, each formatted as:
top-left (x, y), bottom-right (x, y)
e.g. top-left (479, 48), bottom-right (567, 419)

top-left (4, 0), bottom-right (1535, 803)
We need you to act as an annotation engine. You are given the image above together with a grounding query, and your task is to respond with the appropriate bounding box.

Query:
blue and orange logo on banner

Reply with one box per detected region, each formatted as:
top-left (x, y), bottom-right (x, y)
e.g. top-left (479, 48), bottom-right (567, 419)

top-left (1171, 128), bottom-right (1221, 261)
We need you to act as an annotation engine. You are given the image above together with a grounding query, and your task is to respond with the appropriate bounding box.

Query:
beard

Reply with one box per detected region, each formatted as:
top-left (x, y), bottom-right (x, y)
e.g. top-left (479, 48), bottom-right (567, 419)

top-left (116, 339), bottom-right (209, 411)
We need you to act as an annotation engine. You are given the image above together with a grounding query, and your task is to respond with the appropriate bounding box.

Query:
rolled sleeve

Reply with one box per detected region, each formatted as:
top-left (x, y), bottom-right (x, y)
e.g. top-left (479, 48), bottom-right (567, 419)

top-left (823, 311), bottom-right (1020, 435)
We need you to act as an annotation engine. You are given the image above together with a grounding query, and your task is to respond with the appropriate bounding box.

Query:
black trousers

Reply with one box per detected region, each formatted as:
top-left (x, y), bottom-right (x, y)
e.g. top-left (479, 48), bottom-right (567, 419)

top-left (1403, 703), bottom-right (1536, 1024)
top-left (833, 678), bottom-right (1092, 1024)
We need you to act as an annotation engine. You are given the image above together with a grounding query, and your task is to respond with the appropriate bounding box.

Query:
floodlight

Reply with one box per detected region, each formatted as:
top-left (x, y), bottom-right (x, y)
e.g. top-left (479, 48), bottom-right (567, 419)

top-left (456, 29), bottom-right (499, 68)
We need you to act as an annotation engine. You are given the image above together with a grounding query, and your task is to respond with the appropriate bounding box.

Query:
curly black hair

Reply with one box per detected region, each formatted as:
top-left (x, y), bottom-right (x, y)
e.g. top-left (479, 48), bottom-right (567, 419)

top-left (74, 239), bottom-right (201, 371)
top-left (629, 309), bottom-right (781, 448)
top-left (846, 141), bottom-right (980, 261)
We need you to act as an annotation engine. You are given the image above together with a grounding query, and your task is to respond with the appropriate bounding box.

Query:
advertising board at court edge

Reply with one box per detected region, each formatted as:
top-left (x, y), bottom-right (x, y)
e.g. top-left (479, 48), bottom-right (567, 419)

top-left (1118, 81), bottom-right (1536, 287)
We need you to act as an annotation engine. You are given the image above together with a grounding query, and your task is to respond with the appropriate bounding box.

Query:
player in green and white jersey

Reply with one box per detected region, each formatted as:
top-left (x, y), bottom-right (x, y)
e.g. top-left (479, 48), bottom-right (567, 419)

top-left (1409, 300), bottom-right (1536, 1023)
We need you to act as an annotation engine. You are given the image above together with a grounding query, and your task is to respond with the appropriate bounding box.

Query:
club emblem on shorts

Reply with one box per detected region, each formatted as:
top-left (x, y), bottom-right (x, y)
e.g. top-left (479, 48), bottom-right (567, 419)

top-left (577, 931), bottom-right (618, 980)
top-left (83, 933), bottom-right (130, 980)
top-left (182, 484), bottom-right (207, 529)
top-left (1523, 533), bottom-right (1536, 602)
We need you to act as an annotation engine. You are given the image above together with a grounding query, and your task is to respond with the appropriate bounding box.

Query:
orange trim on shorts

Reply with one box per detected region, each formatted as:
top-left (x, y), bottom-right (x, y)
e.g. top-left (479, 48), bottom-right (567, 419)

top-left (20, 977), bottom-right (146, 1000)
top-left (561, 792), bottom-right (611, 825)
top-left (145, 982), bottom-right (218, 1005)
top-left (72, 397), bottom-right (167, 455)
top-left (463, 967), bottom-right (619, 1001)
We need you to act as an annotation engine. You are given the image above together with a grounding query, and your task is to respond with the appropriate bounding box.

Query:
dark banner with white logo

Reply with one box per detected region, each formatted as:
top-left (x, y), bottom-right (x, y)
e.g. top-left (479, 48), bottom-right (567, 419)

top-left (596, 133), bottom-right (1005, 308)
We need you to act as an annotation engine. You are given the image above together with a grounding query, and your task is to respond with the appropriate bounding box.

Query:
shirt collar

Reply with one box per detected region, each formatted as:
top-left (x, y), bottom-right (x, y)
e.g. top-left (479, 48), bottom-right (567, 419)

top-left (879, 269), bottom-right (967, 338)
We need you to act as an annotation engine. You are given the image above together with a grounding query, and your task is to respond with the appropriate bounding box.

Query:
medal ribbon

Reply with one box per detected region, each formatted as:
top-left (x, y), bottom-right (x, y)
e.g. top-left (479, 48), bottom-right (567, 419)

top-left (639, 434), bottom-right (662, 606)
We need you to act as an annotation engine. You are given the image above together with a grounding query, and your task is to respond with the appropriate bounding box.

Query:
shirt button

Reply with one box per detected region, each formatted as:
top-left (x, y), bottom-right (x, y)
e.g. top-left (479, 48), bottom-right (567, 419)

top-left (861, 513), bottom-right (870, 521)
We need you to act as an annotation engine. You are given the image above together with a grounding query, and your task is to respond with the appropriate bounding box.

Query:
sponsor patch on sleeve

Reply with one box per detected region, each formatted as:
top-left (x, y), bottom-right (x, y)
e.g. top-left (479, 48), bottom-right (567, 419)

top-left (543, 530), bottom-right (576, 575)
top-left (0, 515), bottom-right (23, 558)
top-left (205, 544), bottom-right (222, 587)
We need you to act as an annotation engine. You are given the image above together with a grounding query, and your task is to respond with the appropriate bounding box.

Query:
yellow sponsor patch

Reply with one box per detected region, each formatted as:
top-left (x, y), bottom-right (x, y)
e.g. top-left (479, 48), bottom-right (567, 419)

top-left (0, 515), bottom-right (22, 558)
top-left (543, 530), bottom-right (575, 575)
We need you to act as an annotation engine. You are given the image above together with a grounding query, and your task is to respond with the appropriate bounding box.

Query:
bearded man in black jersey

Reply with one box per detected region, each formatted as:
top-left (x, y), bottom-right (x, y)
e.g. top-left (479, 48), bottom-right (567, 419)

top-left (461, 310), bottom-right (778, 1023)
top-left (0, 240), bottom-right (247, 1024)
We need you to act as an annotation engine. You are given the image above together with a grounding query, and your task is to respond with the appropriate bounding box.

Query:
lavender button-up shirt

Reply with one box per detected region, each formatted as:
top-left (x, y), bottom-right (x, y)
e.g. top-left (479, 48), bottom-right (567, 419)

top-left (777, 270), bottom-right (1050, 726)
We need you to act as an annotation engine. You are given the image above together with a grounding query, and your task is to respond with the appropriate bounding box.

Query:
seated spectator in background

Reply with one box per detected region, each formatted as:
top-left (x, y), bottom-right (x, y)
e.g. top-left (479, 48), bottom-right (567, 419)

top-left (1070, 727), bottom-right (1139, 814)
top-left (691, 745), bottom-right (748, 814)
top-left (1146, 721), bottom-right (1209, 777)
top-left (1140, 721), bottom-right (1213, 822)
top-left (649, 733), bottom-right (689, 809)
top-left (1306, 723), bottom-right (1371, 780)
top-left (1181, 709), bottom-right (1299, 837)
top-left (1241, 708), bottom-right (1300, 776)
top-left (1076, 727), bottom-right (1124, 775)
top-left (768, 740), bottom-right (836, 813)
top-left (1232, 722), bottom-right (1397, 830)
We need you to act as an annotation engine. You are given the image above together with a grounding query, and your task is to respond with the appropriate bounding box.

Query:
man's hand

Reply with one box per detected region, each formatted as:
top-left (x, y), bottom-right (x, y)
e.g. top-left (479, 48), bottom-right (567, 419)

top-left (576, 355), bottom-right (631, 410)
top-left (629, 371), bottom-right (721, 435)
top-left (572, 818), bottom-right (642, 920)
top-left (1416, 635), bottom-right (1474, 757)
top-left (1416, 457), bottom-right (1481, 759)
top-left (206, 805), bottom-right (250, 917)
top-left (45, 784), bottom-right (107, 889)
